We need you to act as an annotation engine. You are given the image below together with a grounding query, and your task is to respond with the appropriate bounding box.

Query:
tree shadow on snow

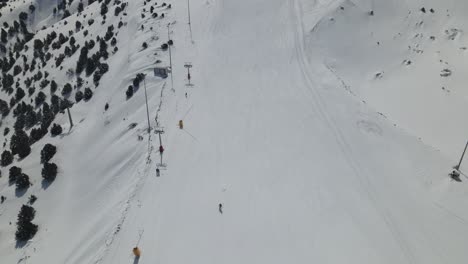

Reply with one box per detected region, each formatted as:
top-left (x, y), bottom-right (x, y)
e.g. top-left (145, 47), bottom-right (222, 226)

top-left (133, 256), bottom-right (140, 264)
top-left (15, 187), bottom-right (28, 198)
top-left (59, 130), bottom-right (73, 139)
top-left (41, 179), bottom-right (53, 190)
top-left (15, 239), bottom-right (28, 249)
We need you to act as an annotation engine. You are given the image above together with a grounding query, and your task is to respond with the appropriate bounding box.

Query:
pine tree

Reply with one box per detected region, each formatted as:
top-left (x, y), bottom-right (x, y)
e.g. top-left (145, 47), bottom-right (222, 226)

top-left (40, 144), bottom-right (56, 163)
top-left (1, 150), bottom-right (13, 167)
top-left (75, 90), bottom-right (83, 102)
top-left (42, 162), bottom-right (57, 181)
top-left (100, 3), bottom-right (108, 15)
top-left (126, 85), bottom-right (133, 99)
top-left (10, 129), bottom-right (31, 159)
top-left (50, 80), bottom-right (58, 93)
top-left (15, 173), bottom-right (30, 190)
top-left (76, 46), bottom-right (88, 74)
top-left (84, 88), bottom-right (93, 101)
top-left (78, 2), bottom-right (84, 13)
top-left (15, 205), bottom-right (38, 241)
top-left (0, 99), bottom-right (9, 116)
top-left (19, 12), bottom-right (28, 21)
top-left (50, 123), bottom-right (62, 136)
top-left (9, 166), bottom-right (21, 185)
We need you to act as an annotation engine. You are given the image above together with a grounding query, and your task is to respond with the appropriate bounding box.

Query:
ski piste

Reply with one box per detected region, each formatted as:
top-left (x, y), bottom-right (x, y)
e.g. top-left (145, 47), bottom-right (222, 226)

top-left (1, 0), bottom-right (468, 263)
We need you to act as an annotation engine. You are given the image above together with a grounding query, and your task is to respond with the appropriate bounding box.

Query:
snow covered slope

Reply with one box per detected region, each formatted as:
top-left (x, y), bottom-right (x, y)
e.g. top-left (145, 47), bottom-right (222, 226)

top-left (2, 0), bottom-right (468, 263)
top-left (309, 0), bottom-right (468, 160)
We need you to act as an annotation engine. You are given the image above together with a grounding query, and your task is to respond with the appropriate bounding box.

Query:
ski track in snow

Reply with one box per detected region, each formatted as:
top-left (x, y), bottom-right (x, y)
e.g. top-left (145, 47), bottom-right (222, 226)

top-left (289, 1), bottom-right (417, 263)
top-left (92, 135), bottom-right (154, 264)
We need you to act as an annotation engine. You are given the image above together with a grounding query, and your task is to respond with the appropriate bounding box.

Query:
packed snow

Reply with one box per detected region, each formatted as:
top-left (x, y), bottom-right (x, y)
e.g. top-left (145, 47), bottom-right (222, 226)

top-left (1, 0), bottom-right (468, 263)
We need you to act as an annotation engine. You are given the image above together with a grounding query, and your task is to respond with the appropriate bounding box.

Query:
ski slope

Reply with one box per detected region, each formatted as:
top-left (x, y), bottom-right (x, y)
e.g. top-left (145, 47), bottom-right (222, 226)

top-left (310, 0), bottom-right (468, 160)
top-left (2, 0), bottom-right (468, 263)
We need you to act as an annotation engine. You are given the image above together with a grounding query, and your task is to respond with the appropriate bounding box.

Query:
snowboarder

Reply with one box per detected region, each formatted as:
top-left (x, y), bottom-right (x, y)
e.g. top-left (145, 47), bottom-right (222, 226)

top-left (159, 145), bottom-right (164, 154)
top-left (156, 168), bottom-right (160, 177)
top-left (218, 203), bottom-right (223, 214)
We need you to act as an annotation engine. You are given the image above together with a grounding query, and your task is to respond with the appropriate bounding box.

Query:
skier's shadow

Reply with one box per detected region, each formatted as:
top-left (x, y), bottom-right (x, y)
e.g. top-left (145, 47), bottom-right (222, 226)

top-left (133, 256), bottom-right (140, 264)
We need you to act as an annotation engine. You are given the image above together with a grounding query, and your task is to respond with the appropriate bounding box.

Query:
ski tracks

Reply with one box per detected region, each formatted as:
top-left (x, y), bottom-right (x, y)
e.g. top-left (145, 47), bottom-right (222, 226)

top-left (92, 133), bottom-right (155, 264)
top-left (288, 0), bottom-right (417, 263)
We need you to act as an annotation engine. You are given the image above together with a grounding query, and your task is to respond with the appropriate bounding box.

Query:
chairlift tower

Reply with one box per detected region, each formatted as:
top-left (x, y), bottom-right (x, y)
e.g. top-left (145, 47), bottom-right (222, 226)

top-left (155, 127), bottom-right (164, 146)
top-left (455, 140), bottom-right (468, 171)
top-left (184, 62), bottom-right (193, 87)
top-left (154, 127), bottom-right (166, 168)
top-left (66, 106), bottom-right (73, 129)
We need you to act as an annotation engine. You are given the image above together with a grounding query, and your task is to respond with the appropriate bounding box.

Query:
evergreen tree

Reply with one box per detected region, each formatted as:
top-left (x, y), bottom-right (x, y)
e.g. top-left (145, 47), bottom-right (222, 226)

top-left (15, 205), bottom-right (38, 241)
top-left (100, 3), bottom-right (108, 15)
top-left (50, 123), bottom-right (62, 136)
top-left (28, 195), bottom-right (37, 205)
top-left (76, 46), bottom-right (88, 74)
top-left (42, 162), bottom-right (57, 181)
top-left (126, 85), bottom-right (133, 99)
top-left (10, 129), bottom-right (31, 159)
top-left (75, 90), bottom-right (83, 102)
top-left (62, 10), bottom-right (71, 20)
top-left (15, 87), bottom-right (25, 101)
top-left (16, 173), bottom-right (30, 190)
top-left (61, 83), bottom-right (72, 95)
top-left (29, 127), bottom-right (47, 144)
top-left (75, 21), bottom-right (82, 31)
top-left (0, 99), bottom-right (9, 116)
top-left (13, 65), bottom-right (21, 76)
top-left (84, 87), bottom-right (93, 101)
top-left (19, 12), bottom-right (28, 21)
top-left (40, 144), bottom-right (56, 163)
top-left (9, 166), bottom-right (21, 185)
top-left (78, 2), bottom-right (84, 13)
top-left (1, 150), bottom-right (13, 167)
top-left (33, 39), bottom-right (44, 51)
top-left (50, 80), bottom-right (58, 93)
top-left (35, 91), bottom-right (46, 106)
top-left (51, 95), bottom-right (61, 114)
top-left (1, 28), bottom-right (7, 43)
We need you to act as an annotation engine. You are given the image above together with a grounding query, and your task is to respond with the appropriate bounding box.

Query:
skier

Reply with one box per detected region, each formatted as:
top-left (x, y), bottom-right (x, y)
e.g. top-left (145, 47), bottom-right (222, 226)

top-left (156, 168), bottom-right (160, 177)
top-left (218, 203), bottom-right (223, 214)
top-left (133, 247), bottom-right (141, 257)
top-left (159, 145), bottom-right (164, 154)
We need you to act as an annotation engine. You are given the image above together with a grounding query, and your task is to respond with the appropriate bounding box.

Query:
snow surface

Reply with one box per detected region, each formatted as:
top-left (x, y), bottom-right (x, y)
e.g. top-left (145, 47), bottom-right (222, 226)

top-left (1, 0), bottom-right (468, 263)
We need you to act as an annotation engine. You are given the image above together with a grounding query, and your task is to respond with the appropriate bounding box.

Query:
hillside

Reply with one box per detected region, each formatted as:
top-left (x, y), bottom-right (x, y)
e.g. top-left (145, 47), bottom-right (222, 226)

top-left (1, 0), bottom-right (468, 263)
top-left (308, 0), bottom-right (468, 159)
